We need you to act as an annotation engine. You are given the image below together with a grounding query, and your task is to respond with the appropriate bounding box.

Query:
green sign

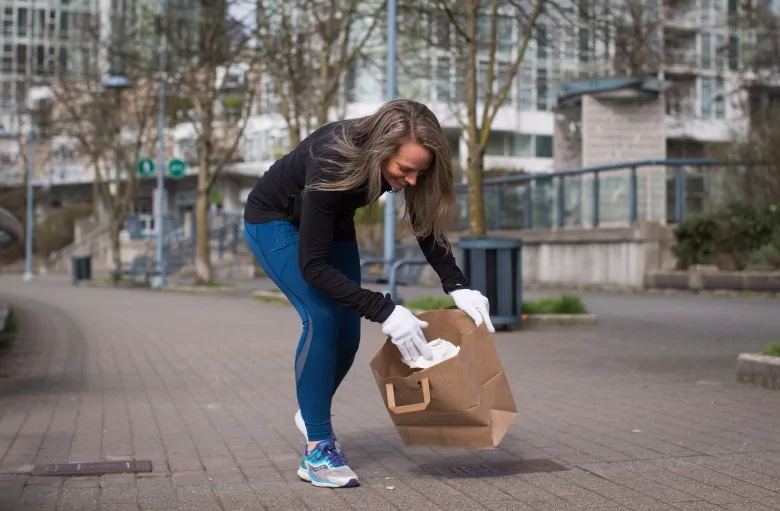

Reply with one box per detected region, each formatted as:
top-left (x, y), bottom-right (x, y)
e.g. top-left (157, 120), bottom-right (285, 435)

top-left (168, 158), bottom-right (186, 179)
top-left (137, 158), bottom-right (155, 177)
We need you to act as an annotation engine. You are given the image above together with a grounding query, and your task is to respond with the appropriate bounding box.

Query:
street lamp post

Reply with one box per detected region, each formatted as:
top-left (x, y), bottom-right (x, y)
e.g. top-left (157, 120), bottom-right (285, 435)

top-left (22, 101), bottom-right (35, 282)
top-left (151, 0), bottom-right (168, 289)
top-left (382, 0), bottom-right (398, 300)
top-left (22, 0), bottom-right (37, 282)
top-left (102, 60), bottom-right (132, 279)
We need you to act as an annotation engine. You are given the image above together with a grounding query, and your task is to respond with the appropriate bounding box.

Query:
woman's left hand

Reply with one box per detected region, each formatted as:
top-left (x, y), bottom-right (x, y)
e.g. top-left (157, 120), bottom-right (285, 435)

top-left (450, 289), bottom-right (495, 333)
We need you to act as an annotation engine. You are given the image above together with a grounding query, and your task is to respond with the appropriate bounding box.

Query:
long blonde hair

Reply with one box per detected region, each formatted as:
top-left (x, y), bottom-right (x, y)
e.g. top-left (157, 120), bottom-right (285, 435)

top-left (307, 99), bottom-right (455, 245)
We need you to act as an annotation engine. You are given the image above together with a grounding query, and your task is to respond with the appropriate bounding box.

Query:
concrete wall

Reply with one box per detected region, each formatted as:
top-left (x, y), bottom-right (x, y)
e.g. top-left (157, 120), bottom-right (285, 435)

top-left (417, 222), bottom-right (677, 290)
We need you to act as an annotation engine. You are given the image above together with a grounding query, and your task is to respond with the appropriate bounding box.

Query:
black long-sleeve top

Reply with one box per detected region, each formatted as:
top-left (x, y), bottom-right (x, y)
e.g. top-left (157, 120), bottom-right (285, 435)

top-left (243, 120), bottom-right (468, 323)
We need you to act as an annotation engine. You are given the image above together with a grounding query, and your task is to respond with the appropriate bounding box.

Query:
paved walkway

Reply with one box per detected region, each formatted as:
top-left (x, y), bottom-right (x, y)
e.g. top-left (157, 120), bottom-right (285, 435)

top-left (0, 276), bottom-right (779, 510)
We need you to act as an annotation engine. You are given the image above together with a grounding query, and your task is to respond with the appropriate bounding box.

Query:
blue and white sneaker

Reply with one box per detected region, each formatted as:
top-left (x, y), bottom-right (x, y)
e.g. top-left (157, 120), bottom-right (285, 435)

top-left (294, 410), bottom-right (343, 454)
top-left (296, 440), bottom-right (359, 488)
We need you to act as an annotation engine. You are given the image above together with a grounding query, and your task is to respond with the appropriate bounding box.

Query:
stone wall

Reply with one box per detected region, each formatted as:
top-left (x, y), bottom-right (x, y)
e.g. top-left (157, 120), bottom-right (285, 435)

top-left (580, 94), bottom-right (666, 167)
top-left (417, 222), bottom-right (677, 290)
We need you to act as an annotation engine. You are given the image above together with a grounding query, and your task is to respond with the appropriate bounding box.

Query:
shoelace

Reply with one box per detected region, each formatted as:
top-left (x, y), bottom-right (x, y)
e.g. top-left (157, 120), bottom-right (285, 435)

top-left (316, 443), bottom-right (349, 467)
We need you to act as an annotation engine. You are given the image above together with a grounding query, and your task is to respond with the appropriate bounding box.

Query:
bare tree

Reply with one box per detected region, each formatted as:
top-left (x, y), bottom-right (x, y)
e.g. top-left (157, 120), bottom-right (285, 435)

top-left (398, 0), bottom-right (549, 235)
top-left (48, 12), bottom-right (160, 277)
top-left (254, 0), bottom-right (384, 148)
top-left (163, 0), bottom-right (259, 284)
top-left (711, 2), bottom-right (780, 203)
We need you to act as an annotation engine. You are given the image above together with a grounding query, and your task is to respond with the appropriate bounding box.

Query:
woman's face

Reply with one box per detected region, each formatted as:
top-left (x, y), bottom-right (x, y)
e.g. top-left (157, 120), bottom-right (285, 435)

top-left (382, 141), bottom-right (432, 191)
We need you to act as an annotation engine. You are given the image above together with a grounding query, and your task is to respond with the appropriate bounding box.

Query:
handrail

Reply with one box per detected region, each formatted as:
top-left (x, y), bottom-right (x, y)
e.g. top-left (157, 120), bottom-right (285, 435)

top-left (452, 158), bottom-right (746, 230)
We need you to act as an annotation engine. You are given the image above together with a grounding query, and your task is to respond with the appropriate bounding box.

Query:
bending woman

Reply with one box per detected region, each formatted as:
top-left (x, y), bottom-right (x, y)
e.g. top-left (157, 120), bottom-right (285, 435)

top-left (243, 99), bottom-right (494, 488)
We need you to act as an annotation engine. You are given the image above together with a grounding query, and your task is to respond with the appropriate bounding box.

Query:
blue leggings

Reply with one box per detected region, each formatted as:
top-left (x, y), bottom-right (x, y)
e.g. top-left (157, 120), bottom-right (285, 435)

top-left (244, 220), bottom-right (361, 442)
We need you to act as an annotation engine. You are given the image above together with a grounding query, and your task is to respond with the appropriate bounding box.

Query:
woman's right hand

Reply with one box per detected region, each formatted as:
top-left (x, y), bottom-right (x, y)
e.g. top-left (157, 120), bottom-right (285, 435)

top-left (381, 306), bottom-right (433, 362)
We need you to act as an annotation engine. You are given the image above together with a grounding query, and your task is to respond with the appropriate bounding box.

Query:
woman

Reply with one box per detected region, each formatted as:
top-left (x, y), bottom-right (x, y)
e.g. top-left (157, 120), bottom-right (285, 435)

top-left (243, 99), bottom-right (494, 488)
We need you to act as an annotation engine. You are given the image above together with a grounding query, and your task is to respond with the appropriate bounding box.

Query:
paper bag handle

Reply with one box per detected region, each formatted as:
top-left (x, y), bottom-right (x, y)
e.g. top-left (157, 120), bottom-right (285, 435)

top-left (386, 378), bottom-right (431, 414)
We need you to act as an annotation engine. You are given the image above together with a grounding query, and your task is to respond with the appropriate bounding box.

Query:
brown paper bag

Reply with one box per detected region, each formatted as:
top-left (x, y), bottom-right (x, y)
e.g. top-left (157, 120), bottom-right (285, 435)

top-left (369, 307), bottom-right (517, 449)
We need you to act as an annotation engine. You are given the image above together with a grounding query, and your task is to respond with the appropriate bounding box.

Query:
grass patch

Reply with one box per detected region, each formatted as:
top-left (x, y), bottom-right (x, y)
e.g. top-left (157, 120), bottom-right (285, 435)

top-left (266, 288), bottom-right (283, 294)
top-left (761, 342), bottom-right (780, 357)
top-left (404, 293), bottom-right (588, 315)
top-left (0, 310), bottom-right (17, 349)
top-left (404, 295), bottom-right (455, 311)
top-left (193, 281), bottom-right (233, 288)
top-left (521, 294), bottom-right (588, 315)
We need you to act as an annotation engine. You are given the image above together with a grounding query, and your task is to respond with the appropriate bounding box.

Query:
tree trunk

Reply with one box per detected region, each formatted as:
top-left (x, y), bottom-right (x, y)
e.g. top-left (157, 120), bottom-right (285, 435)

top-left (194, 188), bottom-right (212, 284)
top-left (467, 143), bottom-right (486, 235)
top-left (110, 221), bottom-right (122, 278)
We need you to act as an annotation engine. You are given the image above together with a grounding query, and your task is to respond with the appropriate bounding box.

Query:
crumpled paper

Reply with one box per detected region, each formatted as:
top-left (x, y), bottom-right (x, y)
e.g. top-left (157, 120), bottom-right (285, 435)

top-left (402, 338), bottom-right (460, 369)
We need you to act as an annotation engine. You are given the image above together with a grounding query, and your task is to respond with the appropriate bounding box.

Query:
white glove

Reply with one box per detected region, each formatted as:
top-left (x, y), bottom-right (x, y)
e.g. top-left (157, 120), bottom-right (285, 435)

top-left (381, 306), bottom-right (433, 362)
top-left (450, 289), bottom-right (495, 333)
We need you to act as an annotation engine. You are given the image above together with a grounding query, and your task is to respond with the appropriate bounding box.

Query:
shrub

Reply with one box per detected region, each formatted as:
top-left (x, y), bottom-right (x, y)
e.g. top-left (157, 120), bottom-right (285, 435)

top-left (761, 342), bottom-right (780, 357)
top-left (747, 230), bottom-right (780, 271)
top-left (672, 202), bottom-right (780, 270)
top-left (0, 310), bottom-right (17, 349)
top-left (672, 213), bottom-right (719, 268)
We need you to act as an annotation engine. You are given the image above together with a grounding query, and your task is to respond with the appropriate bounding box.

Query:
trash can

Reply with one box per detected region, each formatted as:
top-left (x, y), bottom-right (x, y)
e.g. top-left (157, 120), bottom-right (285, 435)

top-left (71, 255), bottom-right (92, 285)
top-left (458, 236), bottom-right (523, 329)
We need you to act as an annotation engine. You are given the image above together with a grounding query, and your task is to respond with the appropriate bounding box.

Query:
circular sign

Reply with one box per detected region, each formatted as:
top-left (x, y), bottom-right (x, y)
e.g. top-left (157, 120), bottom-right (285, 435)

top-left (168, 158), bottom-right (186, 179)
top-left (137, 158), bottom-right (155, 177)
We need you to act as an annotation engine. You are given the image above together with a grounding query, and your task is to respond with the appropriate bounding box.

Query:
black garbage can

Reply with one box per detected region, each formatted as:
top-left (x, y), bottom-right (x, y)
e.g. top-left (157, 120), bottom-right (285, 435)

top-left (71, 255), bottom-right (93, 285)
top-left (458, 236), bottom-right (523, 329)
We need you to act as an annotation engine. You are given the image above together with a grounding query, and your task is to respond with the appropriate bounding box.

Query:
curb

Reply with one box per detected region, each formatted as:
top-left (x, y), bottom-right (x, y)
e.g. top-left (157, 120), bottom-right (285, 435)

top-left (78, 281), bottom-right (238, 293)
top-left (736, 353), bottom-right (780, 389)
top-left (162, 284), bottom-right (239, 294)
top-left (252, 290), bottom-right (291, 305)
top-left (252, 290), bottom-right (598, 327)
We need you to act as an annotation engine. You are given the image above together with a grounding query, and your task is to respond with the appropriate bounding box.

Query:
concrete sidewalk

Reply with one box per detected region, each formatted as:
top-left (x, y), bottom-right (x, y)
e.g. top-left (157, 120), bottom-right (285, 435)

top-left (0, 276), bottom-right (779, 510)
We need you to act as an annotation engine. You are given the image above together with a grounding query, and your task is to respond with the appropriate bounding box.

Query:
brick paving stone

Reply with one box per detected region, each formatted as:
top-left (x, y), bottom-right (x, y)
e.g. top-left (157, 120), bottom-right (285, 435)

top-left (1, 276), bottom-right (779, 511)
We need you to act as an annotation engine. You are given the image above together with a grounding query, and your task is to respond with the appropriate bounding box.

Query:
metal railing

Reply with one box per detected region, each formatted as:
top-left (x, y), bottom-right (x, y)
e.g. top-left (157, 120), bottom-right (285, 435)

top-left (122, 210), bottom-right (245, 277)
top-left (453, 158), bottom-right (739, 231)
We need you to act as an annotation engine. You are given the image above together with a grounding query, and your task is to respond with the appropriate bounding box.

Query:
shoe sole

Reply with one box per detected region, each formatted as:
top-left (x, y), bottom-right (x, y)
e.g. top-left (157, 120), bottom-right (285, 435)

top-left (297, 467), bottom-right (359, 488)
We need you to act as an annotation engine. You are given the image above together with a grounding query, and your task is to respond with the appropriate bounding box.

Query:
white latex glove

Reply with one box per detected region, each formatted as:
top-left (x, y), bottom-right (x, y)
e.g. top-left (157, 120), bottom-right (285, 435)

top-left (450, 289), bottom-right (495, 333)
top-left (381, 306), bottom-right (433, 362)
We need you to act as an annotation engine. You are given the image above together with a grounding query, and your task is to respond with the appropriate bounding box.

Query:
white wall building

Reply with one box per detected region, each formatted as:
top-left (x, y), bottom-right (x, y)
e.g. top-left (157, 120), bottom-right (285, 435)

top-left (234, 0), bottom-right (767, 199)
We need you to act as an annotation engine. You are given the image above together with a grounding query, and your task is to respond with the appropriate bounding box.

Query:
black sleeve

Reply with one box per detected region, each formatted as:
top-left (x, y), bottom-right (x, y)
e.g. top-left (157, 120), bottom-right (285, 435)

top-left (411, 207), bottom-right (468, 294)
top-left (297, 171), bottom-right (396, 323)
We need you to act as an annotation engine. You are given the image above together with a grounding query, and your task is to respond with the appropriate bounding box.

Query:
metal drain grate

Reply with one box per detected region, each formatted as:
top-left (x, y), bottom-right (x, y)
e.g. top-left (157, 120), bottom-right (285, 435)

top-left (420, 459), bottom-right (568, 478)
top-left (31, 460), bottom-right (153, 477)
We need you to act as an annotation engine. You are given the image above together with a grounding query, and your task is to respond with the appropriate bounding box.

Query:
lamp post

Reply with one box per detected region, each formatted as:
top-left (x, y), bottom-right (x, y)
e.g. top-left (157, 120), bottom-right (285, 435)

top-left (22, 98), bottom-right (35, 282)
top-left (102, 59), bottom-right (132, 279)
top-left (151, 0), bottom-right (168, 288)
top-left (382, 0), bottom-right (398, 299)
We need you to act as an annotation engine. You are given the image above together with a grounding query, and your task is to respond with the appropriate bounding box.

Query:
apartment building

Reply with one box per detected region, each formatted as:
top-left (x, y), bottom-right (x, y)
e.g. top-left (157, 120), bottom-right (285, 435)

top-left (238, 0), bottom-right (771, 203)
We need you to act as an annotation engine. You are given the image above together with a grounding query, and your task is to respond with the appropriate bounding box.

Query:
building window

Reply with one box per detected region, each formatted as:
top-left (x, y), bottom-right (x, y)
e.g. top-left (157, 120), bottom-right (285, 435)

top-left (510, 134), bottom-right (532, 157)
top-left (700, 33), bottom-right (712, 70)
top-left (536, 68), bottom-right (548, 111)
top-left (728, 35), bottom-right (739, 70)
top-left (435, 56), bottom-right (451, 102)
top-left (701, 77), bottom-right (713, 118)
top-left (483, 131), bottom-right (538, 158)
top-left (497, 16), bottom-right (513, 54)
top-left (536, 23), bottom-right (547, 60)
top-left (516, 62), bottom-right (533, 111)
top-left (715, 77), bottom-right (726, 119)
top-left (535, 135), bottom-right (553, 158)
top-left (485, 131), bottom-right (506, 156)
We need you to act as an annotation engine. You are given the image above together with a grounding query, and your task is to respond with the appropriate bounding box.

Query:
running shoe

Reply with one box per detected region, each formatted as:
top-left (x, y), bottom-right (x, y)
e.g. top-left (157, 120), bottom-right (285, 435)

top-left (296, 439), bottom-right (359, 488)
